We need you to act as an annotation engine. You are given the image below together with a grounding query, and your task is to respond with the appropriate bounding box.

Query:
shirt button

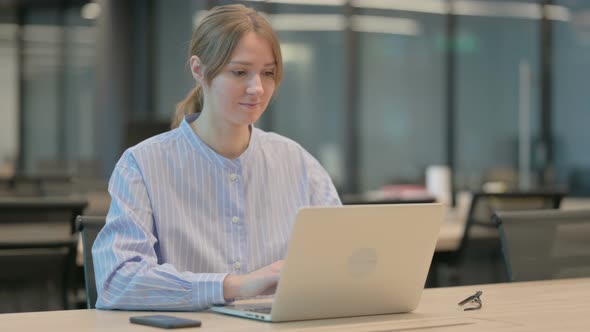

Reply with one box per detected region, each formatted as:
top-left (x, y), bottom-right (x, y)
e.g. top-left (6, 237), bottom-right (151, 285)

top-left (231, 216), bottom-right (240, 224)
top-left (233, 262), bottom-right (241, 270)
top-left (229, 173), bottom-right (238, 181)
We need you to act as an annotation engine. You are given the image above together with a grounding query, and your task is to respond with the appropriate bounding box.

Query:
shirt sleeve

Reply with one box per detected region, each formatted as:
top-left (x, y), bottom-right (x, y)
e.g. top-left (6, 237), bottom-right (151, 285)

top-left (92, 151), bottom-right (228, 311)
top-left (303, 149), bottom-right (342, 206)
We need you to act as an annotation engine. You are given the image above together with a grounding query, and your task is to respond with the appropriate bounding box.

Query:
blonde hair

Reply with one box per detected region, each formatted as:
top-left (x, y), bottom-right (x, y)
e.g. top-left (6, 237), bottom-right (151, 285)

top-left (172, 4), bottom-right (283, 129)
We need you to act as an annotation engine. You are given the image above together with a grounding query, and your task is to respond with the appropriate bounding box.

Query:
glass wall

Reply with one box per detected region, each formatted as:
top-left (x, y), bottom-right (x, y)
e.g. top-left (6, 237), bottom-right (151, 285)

top-left (21, 5), bottom-right (96, 174)
top-left (5, 0), bottom-right (589, 198)
top-left (63, 6), bottom-right (96, 164)
top-left (553, 0), bottom-right (590, 195)
top-left (154, 0), bottom-right (205, 121)
top-left (454, 0), bottom-right (541, 191)
top-left (356, 5), bottom-right (446, 192)
top-left (22, 8), bottom-right (62, 173)
top-left (266, 3), bottom-right (347, 189)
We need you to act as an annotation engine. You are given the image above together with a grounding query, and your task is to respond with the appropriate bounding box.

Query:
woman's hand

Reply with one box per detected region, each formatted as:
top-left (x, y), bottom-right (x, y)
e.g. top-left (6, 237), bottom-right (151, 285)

top-left (223, 260), bottom-right (284, 300)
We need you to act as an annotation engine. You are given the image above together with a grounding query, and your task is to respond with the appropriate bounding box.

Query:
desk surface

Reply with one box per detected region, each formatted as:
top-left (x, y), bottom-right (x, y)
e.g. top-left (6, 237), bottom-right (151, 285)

top-left (0, 196), bottom-right (88, 209)
top-left (2, 277), bottom-right (588, 331)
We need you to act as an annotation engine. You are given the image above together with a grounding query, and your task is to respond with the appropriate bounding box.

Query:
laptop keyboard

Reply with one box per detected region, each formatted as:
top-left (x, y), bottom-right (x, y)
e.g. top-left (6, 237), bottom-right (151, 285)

top-left (244, 307), bottom-right (272, 314)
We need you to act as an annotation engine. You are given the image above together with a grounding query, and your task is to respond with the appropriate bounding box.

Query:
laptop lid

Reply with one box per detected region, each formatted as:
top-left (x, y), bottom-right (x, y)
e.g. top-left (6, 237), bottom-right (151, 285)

top-left (211, 203), bottom-right (444, 322)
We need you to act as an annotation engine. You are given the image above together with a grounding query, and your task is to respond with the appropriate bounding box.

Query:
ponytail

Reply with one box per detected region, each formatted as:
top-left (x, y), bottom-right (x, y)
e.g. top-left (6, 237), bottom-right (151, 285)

top-left (171, 86), bottom-right (203, 129)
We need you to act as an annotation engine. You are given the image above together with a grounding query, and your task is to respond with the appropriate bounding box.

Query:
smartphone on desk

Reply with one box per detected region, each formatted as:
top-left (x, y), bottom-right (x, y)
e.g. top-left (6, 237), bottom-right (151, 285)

top-left (129, 315), bottom-right (202, 329)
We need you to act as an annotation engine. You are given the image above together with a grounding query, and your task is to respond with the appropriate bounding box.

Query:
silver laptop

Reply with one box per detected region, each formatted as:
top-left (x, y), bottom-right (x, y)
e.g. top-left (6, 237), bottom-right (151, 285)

top-left (210, 203), bottom-right (444, 322)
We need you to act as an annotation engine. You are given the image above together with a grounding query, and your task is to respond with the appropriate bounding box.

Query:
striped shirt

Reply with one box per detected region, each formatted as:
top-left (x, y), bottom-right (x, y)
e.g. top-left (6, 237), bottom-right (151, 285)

top-left (93, 114), bottom-right (341, 311)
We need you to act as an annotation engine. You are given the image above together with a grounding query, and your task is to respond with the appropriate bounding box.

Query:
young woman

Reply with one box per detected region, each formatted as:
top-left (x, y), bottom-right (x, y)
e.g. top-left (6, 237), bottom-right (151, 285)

top-left (93, 4), bottom-right (341, 311)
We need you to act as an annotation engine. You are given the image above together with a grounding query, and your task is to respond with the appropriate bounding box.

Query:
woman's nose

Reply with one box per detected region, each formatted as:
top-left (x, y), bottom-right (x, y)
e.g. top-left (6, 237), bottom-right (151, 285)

top-left (246, 75), bottom-right (263, 95)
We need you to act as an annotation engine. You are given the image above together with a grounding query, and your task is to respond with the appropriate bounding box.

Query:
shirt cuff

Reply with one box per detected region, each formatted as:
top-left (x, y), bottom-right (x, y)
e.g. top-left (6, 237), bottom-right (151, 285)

top-left (191, 273), bottom-right (229, 309)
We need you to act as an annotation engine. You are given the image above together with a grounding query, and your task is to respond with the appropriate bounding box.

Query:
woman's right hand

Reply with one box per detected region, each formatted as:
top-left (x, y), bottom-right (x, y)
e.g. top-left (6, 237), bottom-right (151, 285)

top-left (223, 260), bottom-right (284, 301)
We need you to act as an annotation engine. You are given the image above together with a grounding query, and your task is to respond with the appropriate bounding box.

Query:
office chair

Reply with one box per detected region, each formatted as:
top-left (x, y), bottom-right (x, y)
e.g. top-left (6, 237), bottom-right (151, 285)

top-left (76, 215), bottom-right (106, 309)
top-left (493, 209), bottom-right (590, 282)
top-left (433, 191), bottom-right (564, 286)
top-left (0, 197), bottom-right (87, 312)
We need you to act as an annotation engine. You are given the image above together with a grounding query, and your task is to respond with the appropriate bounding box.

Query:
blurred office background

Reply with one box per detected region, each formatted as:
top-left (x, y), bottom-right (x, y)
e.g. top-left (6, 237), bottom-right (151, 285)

top-left (1, 0), bottom-right (590, 197)
top-left (1, 0), bottom-right (590, 312)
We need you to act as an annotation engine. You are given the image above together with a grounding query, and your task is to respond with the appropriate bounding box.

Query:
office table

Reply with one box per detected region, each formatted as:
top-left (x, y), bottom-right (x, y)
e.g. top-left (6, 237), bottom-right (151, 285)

top-left (0, 196), bottom-right (89, 311)
top-left (0, 174), bottom-right (73, 196)
top-left (0, 196), bottom-right (88, 236)
top-left (1, 277), bottom-right (588, 331)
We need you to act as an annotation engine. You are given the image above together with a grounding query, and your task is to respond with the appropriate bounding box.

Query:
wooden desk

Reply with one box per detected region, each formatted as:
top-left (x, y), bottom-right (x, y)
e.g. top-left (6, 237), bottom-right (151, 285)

top-left (341, 195), bottom-right (436, 205)
top-left (1, 278), bottom-right (588, 331)
top-left (434, 205), bottom-right (469, 252)
top-left (0, 174), bottom-right (73, 196)
top-left (0, 196), bottom-right (88, 238)
top-left (0, 196), bottom-right (87, 209)
top-left (436, 221), bottom-right (464, 252)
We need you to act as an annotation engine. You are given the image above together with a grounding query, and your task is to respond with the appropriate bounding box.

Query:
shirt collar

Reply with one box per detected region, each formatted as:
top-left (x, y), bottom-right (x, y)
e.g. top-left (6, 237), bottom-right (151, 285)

top-left (179, 113), bottom-right (257, 171)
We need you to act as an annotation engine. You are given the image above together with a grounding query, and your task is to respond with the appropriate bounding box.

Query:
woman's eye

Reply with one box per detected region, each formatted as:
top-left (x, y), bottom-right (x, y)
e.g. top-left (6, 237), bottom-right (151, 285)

top-left (263, 71), bottom-right (275, 77)
top-left (232, 70), bottom-right (246, 76)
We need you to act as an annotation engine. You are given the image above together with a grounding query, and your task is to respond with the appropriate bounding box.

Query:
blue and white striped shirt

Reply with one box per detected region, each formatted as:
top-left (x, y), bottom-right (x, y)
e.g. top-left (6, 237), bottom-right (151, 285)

top-left (93, 114), bottom-right (341, 311)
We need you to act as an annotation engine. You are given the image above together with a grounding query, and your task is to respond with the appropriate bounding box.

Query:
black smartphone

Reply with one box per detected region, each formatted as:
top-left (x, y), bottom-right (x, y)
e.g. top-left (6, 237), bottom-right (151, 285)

top-left (129, 315), bottom-right (202, 329)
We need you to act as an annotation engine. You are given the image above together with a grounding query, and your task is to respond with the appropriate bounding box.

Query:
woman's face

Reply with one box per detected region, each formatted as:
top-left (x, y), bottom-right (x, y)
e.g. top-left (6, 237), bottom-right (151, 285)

top-left (194, 31), bottom-right (277, 127)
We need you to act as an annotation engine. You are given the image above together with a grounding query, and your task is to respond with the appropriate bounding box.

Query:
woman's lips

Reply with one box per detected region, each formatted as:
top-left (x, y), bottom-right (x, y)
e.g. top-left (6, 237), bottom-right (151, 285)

top-left (239, 102), bottom-right (260, 109)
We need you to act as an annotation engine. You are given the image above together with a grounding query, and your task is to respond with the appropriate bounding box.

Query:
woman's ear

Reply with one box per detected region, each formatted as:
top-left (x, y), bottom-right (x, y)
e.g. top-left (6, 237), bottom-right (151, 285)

top-left (190, 55), bottom-right (205, 84)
